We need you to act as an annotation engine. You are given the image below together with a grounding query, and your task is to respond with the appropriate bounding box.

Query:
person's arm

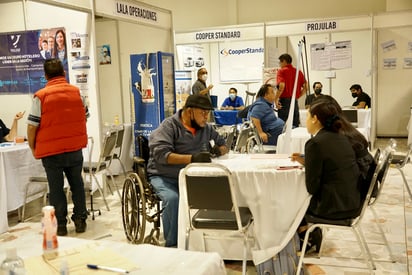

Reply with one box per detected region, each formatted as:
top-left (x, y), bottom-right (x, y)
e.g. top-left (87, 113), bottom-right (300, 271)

top-left (4, 111), bottom-right (25, 142)
top-left (27, 124), bottom-right (38, 156)
top-left (299, 81), bottom-right (308, 99)
top-left (236, 97), bottom-right (245, 110)
top-left (167, 152), bottom-right (193, 164)
top-left (199, 84), bottom-right (213, 96)
top-left (251, 117), bottom-right (268, 143)
top-left (275, 82), bottom-right (285, 109)
top-left (356, 101), bottom-right (367, 109)
top-left (304, 139), bottom-right (322, 195)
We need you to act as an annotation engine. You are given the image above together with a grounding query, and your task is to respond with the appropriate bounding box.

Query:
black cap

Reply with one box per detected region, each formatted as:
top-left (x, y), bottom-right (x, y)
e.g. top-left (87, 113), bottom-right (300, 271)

top-left (184, 94), bottom-right (214, 110)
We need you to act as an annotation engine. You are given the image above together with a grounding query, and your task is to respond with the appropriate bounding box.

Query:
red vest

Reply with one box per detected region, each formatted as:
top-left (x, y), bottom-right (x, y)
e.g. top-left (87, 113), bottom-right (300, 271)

top-left (34, 76), bottom-right (87, 158)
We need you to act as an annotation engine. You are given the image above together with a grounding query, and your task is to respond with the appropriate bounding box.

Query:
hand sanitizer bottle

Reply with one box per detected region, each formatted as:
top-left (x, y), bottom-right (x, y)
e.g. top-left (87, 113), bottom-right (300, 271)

top-left (0, 247), bottom-right (25, 275)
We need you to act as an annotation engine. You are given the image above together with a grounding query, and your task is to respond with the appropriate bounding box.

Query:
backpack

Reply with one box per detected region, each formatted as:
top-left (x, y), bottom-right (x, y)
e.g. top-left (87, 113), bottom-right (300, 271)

top-left (256, 232), bottom-right (304, 275)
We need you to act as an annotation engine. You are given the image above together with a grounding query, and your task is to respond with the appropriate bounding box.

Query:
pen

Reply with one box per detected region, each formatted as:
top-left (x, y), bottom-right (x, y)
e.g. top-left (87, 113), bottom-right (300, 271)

top-left (87, 264), bottom-right (129, 274)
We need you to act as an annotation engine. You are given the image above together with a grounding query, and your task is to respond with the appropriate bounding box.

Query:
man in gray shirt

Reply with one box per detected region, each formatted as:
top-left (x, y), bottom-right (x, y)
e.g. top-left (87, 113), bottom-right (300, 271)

top-left (147, 94), bottom-right (228, 247)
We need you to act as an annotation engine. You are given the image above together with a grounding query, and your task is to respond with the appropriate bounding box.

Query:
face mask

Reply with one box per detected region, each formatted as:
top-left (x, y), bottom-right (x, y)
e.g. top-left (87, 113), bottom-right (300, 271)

top-left (201, 74), bottom-right (208, 81)
top-left (314, 88), bottom-right (322, 95)
top-left (229, 94), bottom-right (236, 100)
top-left (351, 93), bottom-right (357, 98)
top-left (190, 111), bottom-right (203, 130)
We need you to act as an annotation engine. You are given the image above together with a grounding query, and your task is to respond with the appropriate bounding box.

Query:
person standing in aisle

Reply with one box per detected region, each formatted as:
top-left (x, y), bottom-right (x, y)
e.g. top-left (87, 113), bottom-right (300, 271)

top-left (192, 67), bottom-right (215, 121)
top-left (192, 67), bottom-right (214, 97)
top-left (27, 59), bottom-right (89, 236)
top-left (275, 53), bottom-right (308, 127)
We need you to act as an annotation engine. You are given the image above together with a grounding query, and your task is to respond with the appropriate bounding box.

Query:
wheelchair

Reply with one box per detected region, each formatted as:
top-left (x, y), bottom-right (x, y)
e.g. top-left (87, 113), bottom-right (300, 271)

top-left (121, 135), bottom-right (163, 245)
top-left (233, 120), bottom-right (277, 154)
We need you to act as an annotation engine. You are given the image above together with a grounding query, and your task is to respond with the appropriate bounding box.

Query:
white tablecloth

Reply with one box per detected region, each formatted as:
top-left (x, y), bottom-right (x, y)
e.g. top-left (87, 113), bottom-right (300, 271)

top-left (0, 143), bottom-right (45, 233)
top-left (0, 236), bottom-right (226, 275)
top-left (178, 153), bottom-right (310, 264)
top-left (277, 126), bottom-right (370, 154)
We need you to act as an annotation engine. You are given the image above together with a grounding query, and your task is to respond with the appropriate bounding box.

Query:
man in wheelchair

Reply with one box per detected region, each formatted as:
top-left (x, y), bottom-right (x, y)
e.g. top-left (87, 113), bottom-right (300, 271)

top-left (147, 94), bottom-right (228, 247)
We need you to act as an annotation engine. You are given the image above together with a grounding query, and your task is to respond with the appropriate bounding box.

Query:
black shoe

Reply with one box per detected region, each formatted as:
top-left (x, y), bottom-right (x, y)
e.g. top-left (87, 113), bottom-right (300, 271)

top-left (57, 225), bottom-right (68, 236)
top-left (308, 228), bottom-right (323, 253)
top-left (72, 218), bottom-right (87, 233)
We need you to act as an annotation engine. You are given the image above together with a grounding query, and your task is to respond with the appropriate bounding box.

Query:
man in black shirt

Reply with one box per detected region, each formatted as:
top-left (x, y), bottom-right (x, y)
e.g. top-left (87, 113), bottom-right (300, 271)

top-left (350, 84), bottom-right (371, 109)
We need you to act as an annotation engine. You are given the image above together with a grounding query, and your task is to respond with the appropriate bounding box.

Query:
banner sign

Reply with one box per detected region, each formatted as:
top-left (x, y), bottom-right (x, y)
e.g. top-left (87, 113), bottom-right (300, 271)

top-left (0, 27), bottom-right (68, 94)
top-left (130, 53), bottom-right (161, 155)
top-left (218, 40), bottom-right (264, 82)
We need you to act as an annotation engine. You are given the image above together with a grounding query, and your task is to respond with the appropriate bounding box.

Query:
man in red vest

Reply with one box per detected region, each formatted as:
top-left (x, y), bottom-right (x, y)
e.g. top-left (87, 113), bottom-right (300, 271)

top-left (27, 59), bottom-right (89, 236)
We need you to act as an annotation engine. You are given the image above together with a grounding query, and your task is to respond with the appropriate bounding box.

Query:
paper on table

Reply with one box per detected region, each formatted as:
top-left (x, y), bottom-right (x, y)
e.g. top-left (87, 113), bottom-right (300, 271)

top-left (25, 243), bottom-right (138, 274)
top-left (249, 153), bottom-right (290, 159)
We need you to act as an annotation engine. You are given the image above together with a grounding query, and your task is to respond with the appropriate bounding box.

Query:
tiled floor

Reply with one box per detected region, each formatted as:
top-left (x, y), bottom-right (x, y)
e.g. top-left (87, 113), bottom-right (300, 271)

top-left (2, 138), bottom-right (411, 275)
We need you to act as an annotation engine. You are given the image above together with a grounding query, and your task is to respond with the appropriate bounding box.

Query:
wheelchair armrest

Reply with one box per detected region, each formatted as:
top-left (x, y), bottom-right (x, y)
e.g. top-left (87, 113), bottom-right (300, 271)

top-left (133, 156), bottom-right (146, 165)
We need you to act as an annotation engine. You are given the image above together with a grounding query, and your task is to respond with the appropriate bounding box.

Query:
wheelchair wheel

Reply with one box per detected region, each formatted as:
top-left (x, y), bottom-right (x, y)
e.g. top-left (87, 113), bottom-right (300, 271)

top-left (246, 136), bottom-right (259, 153)
top-left (122, 173), bottom-right (146, 244)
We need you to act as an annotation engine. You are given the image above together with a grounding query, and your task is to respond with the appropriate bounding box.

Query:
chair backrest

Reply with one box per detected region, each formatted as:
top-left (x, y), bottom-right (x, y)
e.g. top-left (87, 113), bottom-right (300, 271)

top-left (183, 163), bottom-right (237, 211)
top-left (367, 148), bottom-right (393, 206)
top-left (137, 135), bottom-right (150, 162)
top-left (237, 104), bottom-right (251, 119)
top-left (115, 128), bottom-right (125, 152)
top-left (101, 130), bottom-right (118, 164)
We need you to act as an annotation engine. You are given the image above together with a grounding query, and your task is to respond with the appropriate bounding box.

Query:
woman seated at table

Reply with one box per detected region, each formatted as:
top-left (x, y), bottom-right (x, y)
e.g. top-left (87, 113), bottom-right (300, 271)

top-left (247, 84), bottom-right (284, 145)
top-left (220, 87), bottom-right (245, 110)
top-left (0, 111), bottom-right (25, 143)
top-left (313, 95), bottom-right (374, 196)
top-left (291, 98), bottom-right (362, 251)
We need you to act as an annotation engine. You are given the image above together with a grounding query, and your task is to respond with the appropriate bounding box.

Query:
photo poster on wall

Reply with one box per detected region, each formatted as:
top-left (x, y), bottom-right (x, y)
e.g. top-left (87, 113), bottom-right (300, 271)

top-left (70, 32), bottom-right (91, 100)
top-left (0, 27), bottom-right (68, 94)
top-left (175, 70), bottom-right (192, 110)
top-left (97, 44), bottom-right (111, 65)
top-left (175, 45), bottom-right (206, 71)
top-left (130, 52), bottom-right (164, 157)
top-left (218, 39), bottom-right (264, 82)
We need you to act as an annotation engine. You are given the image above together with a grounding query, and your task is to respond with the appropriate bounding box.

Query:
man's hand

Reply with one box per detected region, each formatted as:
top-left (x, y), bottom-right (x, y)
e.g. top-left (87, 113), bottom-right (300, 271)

top-left (191, 152), bottom-right (211, 163)
top-left (210, 145), bottom-right (222, 157)
top-left (14, 111), bottom-right (25, 121)
top-left (259, 132), bottom-right (268, 143)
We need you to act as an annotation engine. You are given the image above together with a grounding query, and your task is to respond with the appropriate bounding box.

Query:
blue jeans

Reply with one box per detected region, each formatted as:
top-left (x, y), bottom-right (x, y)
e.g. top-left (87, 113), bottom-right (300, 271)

top-left (41, 150), bottom-right (88, 225)
top-left (149, 176), bottom-right (179, 247)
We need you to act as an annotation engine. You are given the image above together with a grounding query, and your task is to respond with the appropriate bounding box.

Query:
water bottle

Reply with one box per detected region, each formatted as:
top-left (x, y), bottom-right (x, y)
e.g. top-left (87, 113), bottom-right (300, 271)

top-left (42, 206), bottom-right (58, 256)
top-left (114, 115), bottom-right (120, 125)
top-left (0, 247), bottom-right (25, 275)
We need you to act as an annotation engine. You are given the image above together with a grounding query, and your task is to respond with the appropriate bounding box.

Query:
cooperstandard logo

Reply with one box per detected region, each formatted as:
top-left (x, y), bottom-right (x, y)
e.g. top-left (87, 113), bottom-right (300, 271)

top-left (220, 47), bottom-right (264, 56)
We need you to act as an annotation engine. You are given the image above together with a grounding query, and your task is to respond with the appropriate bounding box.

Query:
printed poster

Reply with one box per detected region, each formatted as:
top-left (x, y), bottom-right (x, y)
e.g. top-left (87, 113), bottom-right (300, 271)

top-left (0, 27), bottom-right (68, 94)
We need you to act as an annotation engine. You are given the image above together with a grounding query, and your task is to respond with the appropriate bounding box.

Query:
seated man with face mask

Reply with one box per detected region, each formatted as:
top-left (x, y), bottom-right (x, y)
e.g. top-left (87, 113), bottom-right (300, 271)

top-left (147, 94), bottom-right (228, 247)
top-left (220, 87), bottom-right (245, 110)
top-left (305, 81), bottom-right (323, 108)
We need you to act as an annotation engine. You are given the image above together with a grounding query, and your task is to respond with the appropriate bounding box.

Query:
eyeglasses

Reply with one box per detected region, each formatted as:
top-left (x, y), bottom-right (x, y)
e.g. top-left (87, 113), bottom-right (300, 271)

top-left (195, 109), bottom-right (210, 117)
